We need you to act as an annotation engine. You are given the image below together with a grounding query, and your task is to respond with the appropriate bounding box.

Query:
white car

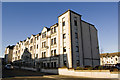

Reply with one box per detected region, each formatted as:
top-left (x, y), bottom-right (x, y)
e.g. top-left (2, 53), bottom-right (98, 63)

top-left (5, 64), bottom-right (14, 70)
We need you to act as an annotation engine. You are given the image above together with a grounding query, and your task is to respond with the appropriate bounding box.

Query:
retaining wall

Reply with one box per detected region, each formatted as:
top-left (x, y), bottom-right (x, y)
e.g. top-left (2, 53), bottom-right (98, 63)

top-left (58, 68), bottom-right (119, 79)
top-left (41, 69), bottom-right (58, 74)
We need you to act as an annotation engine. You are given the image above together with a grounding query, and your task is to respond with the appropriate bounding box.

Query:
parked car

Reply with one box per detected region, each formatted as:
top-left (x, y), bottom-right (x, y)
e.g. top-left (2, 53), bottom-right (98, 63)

top-left (115, 63), bottom-right (120, 70)
top-left (110, 65), bottom-right (120, 72)
top-left (5, 64), bottom-right (14, 70)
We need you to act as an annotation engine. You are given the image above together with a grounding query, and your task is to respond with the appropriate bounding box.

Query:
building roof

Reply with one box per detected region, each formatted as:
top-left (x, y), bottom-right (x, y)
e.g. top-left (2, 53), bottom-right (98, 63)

top-left (81, 20), bottom-right (97, 31)
top-left (58, 9), bottom-right (82, 18)
top-left (24, 39), bottom-right (26, 42)
top-left (100, 52), bottom-right (120, 57)
top-left (44, 27), bottom-right (50, 31)
top-left (50, 23), bottom-right (58, 28)
top-left (7, 45), bottom-right (15, 49)
top-left (38, 33), bottom-right (41, 35)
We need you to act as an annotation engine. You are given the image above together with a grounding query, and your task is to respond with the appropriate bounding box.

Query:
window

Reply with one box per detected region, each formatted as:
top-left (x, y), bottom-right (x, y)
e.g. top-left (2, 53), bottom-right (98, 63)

top-left (44, 32), bottom-right (46, 37)
top-left (42, 42), bottom-right (43, 48)
top-left (34, 54), bottom-right (35, 58)
top-left (111, 57), bottom-right (112, 59)
top-left (42, 52), bottom-right (46, 58)
top-left (63, 47), bottom-right (66, 52)
top-left (62, 21), bottom-right (65, 26)
top-left (30, 46), bottom-right (32, 51)
top-left (54, 62), bottom-right (56, 68)
top-left (26, 41), bottom-right (29, 45)
top-left (111, 61), bottom-right (113, 63)
top-left (102, 61), bottom-right (104, 63)
top-left (34, 45), bottom-right (36, 49)
top-left (44, 42), bottom-right (46, 47)
top-left (36, 54), bottom-right (38, 58)
top-left (54, 27), bottom-right (56, 33)
top-left (64, 61), bottom-right (66, 66)
top-left (18, 56), bottom-right (20, 59)
top-left (63, 34), bottom-right (66, 39)
top-left (51, 39), bottom-right (53, 45)
top-left (43, 63), bottom-right (46, 68)
top-left (37, 44), bottom-right (38, 49)
top-left (44, 52), bottom-right (46, 58)
top-left (42, 42), bottom-right (46, 48)
top-left (15, 57), bottom-right (17, 60)
top-left (18, 50), bottom-right (20, 53)
top-left (42, 32), bottom-right (46, 38)
top-left (77, 60), bottom-right (80, 66)
top-left (51, 62), bottom-right (53, 68)
top-left (51, 38), bottom-right (56, 45)
top-left (19, 45), bottom-right (21, 47)
top-left (51, 50), bottom-right (53, 56)
top-left (74, 20), bottom-right (77, 26)
top-left (31, 39), bottom-right (33, 43)
top-left (42, 52), bottom-right (44, 58)
top-left (51, 28), bottom-right (54, 34)
top-left (54, 38), bottom-right (56, 44)
top-left (41, 63), bottom-right (43, 68)
top-left (116, 58), bottom-right (118, 61)
top-left (47, 63), bottom-right (50, 68)
top-left (37, 36), bottom-right (39, 40)
top-left (75, 32), bottom-right (78, 39)
top-left (76, 46), bottom-right (79, 52)
top-left (54, 49), bottom-right (56, 56)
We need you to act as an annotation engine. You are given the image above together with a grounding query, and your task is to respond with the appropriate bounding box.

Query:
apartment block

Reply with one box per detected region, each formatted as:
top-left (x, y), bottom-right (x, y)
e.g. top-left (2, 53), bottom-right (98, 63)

top-left (4, 9), bottom-right (100, 69)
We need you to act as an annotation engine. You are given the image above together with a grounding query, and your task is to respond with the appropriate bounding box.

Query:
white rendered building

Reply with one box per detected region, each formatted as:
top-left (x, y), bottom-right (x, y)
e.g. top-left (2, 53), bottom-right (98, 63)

top-left (5, 9), bottom-right (100, 69)
top-left (100, 52), bottom-right (120, 66)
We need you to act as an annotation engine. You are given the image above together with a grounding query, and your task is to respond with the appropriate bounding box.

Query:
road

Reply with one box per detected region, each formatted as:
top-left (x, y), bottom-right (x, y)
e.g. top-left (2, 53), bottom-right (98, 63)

top-left (2, 68), bottom-right (118, 80)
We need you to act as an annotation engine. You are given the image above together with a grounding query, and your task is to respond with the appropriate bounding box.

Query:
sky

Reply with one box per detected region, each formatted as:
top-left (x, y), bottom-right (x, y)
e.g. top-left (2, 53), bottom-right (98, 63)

top-left (1, 2), bottom-right (118, 57)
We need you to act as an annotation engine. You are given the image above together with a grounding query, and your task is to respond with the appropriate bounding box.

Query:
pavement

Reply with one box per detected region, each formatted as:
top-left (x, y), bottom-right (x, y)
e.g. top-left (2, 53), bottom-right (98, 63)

top-left (1, 67), bottom-right (119, 80)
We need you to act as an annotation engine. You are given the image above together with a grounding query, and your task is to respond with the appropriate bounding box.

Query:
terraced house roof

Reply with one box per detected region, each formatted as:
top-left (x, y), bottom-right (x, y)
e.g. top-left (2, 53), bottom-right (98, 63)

top-left (100, 52), bottom-right (120, 57)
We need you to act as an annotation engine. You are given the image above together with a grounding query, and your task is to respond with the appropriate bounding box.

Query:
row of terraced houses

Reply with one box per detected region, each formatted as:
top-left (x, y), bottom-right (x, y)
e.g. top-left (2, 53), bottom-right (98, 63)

top-left (4, 9), bottom-right (100, 69)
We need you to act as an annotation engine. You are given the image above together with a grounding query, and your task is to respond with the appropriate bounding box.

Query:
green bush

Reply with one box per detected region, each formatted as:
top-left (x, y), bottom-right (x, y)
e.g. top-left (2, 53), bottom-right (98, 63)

top-left (76, 67), bottom-right (84, 70)
top-left (84, 66), bottom-right (93, 70)
top-left (61, 66), bottom-right (67, 68)
top-left (97, 66), bottom-right (109, 70)
top-left (84, 67), bottom-right (93, 70)
top-left (98, 66), bottom-right (104, 70)
top-left (87, 67), bottom-right (93, 70)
